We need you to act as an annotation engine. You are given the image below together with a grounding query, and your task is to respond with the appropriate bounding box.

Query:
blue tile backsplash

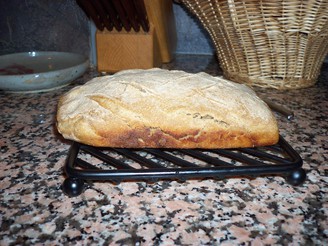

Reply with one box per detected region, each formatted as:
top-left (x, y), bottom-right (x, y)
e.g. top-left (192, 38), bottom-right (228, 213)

top-left (0, 1), bottom-right (214, 62)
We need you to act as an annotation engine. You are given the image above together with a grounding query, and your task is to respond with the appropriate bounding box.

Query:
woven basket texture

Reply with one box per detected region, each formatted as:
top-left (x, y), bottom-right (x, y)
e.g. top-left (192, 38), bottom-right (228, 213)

top-left (181, 0), bottom-right (328, 89)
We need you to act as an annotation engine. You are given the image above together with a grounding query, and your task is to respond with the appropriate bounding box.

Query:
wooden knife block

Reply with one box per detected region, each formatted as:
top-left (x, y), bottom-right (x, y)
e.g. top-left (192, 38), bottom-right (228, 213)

top-left (96, 25), bottom-right (161, 73)
top-left (96, 0), bottom-right (176, 73)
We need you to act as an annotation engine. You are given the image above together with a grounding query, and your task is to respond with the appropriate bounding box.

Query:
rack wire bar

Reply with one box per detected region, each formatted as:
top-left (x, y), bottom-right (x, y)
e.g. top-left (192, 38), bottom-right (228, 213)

top-left (62, 135), bottom-right (306, 196)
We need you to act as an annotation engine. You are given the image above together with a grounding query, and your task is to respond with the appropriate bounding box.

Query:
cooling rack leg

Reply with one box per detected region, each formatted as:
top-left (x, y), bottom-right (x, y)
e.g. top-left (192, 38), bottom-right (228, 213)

top-left (285, 168), bottom-right (306, 186)
top-left (62, 178), bottom-right (85, 197)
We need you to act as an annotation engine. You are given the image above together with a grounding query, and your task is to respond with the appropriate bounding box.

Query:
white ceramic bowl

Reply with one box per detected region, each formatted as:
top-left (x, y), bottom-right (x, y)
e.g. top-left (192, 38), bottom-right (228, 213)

top-left (0, 51), bottom-right (89, 93)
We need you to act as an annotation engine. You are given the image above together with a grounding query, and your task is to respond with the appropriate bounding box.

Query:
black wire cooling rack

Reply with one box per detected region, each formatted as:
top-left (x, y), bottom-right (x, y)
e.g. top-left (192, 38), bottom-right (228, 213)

top-left (62, 135), bottom-right (306, 196)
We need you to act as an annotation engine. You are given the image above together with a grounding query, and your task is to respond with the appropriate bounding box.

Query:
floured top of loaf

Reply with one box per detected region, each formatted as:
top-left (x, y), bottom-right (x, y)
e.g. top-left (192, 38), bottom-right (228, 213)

top-left (57, 68), bottom-right (279, 148)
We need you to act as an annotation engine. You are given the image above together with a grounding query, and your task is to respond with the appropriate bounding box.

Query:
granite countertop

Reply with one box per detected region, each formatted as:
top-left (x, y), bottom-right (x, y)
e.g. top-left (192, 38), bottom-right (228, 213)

top-left (0, 55), bottom-right (327, 245)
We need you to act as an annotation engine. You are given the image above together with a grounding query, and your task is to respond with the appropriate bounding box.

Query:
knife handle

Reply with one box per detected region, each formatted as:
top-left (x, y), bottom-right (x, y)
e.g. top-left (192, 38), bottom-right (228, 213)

top-left (76, 0), bottom-right (104, 31)
top-left (121, 0), bottom-right (140, 32)
top-left (99, 0), bottom-right (122, 31)
top-left (92, 0), bottom-right (113, 31)
top-left (112, 0), bottom-right (132, 31)
top-left (133, 0), bottom-right (150, 32)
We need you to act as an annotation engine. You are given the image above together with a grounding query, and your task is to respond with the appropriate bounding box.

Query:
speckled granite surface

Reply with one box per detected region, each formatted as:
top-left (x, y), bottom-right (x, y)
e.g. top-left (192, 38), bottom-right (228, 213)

top-left (0, 55), bottom-right (327, 245)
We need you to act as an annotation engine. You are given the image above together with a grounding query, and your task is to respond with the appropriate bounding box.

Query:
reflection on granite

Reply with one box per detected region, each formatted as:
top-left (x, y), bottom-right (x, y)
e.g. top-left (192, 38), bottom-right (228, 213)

top-left (0, 55), bottom-right (327, 245)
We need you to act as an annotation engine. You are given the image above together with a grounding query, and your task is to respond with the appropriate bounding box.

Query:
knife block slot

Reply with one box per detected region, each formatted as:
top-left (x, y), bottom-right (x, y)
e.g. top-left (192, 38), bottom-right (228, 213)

top-left (96, 25), bottom-right (162, 73)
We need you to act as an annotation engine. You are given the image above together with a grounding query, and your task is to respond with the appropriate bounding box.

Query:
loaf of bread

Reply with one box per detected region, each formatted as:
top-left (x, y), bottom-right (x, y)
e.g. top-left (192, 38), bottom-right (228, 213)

top-left (57, 68), bottom-right (279, 148)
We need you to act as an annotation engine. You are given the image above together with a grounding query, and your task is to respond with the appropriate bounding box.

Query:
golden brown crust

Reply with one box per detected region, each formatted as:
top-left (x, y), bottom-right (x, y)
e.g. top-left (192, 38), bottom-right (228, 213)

top-left (56, 68), bottom-right (279, 148)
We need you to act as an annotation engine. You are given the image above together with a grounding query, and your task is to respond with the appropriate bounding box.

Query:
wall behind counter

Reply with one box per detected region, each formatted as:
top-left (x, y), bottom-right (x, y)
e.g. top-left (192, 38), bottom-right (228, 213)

top-left (0, 1), bottom-right (214, 62)
top-left (0, 0), bottom-right (90, 57)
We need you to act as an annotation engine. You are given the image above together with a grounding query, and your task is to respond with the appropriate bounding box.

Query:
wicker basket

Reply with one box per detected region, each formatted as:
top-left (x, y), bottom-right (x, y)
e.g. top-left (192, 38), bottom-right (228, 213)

top-left (181, 0), bottom-right (328, 89)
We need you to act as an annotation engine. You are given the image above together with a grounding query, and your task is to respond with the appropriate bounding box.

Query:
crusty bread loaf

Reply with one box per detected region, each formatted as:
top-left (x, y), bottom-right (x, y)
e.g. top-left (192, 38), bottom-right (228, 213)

top-left (56, 68), bottom-right (279, 148)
